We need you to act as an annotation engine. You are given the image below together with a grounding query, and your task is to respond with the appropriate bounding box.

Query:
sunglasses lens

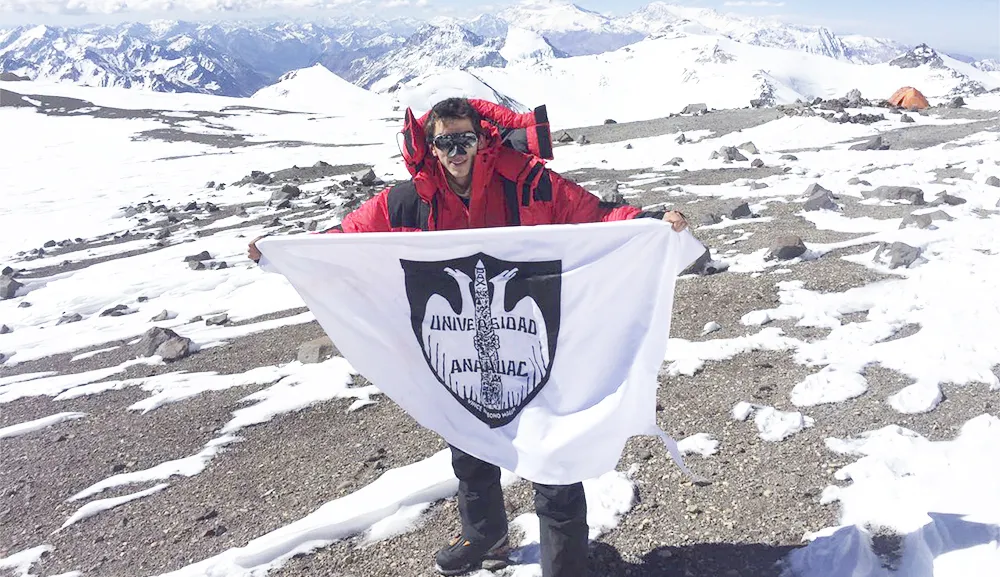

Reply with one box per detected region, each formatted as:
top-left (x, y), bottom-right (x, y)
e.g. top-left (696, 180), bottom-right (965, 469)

top-left (433, 132), bottom-right (477, 151)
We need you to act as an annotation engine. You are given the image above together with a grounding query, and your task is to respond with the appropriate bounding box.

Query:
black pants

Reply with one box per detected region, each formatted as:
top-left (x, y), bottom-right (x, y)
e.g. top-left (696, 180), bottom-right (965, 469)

top-left (450, 445), bottom-right (589, 577)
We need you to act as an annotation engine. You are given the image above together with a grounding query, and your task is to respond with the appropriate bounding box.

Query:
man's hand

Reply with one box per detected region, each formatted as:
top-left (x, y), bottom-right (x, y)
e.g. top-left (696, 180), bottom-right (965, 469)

top-left (663, 210), bottom-right (688, 232)
top-left (247, 235), bottom-right (266, 263)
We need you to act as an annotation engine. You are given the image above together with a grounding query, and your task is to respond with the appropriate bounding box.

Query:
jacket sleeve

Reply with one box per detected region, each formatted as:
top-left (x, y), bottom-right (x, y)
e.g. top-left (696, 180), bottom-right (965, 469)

top-left (547, 169), bottom-right (663, 224)
top-left (321, 188), bottom-right (393, 233)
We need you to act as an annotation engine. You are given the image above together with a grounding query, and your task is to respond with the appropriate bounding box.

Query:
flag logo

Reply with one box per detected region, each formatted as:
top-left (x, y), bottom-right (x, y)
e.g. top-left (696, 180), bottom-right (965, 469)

top-left (401, 253), bottom-right (561, 428)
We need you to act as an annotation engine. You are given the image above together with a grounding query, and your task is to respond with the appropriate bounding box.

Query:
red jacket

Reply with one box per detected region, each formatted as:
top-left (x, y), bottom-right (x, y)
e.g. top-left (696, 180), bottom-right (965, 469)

top-left (328, 100), bottom-right (659, 233)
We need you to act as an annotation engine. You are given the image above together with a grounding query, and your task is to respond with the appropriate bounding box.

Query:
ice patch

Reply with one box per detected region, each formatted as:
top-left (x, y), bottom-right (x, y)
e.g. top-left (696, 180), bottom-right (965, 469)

top-left (58, 483), bottom-right (169, 531)
top-left (0, 546), bottom-right (51, 577)
top-left (0, 412), bottom-right (86, 439)
top-left (665, 327), bottom-right (801, 376)
top-left (678, 433), bottom-right (720, 457)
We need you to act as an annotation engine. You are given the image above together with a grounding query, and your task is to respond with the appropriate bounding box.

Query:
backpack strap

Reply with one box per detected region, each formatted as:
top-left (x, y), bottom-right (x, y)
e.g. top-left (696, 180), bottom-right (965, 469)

top-left (386, 180), bottom-right (436, 230)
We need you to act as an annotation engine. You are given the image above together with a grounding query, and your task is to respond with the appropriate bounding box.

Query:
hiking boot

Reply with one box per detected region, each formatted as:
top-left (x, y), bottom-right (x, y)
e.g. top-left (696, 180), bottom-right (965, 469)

top-left (434, 531), bottom-right (509, 575)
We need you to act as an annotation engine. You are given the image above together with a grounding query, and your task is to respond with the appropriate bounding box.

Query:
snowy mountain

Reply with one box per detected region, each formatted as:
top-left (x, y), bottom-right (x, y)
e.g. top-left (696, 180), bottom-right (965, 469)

top-left (353, 24), bottom-right (507, 92)
top-left (250, 63), bottom-right (391, 114)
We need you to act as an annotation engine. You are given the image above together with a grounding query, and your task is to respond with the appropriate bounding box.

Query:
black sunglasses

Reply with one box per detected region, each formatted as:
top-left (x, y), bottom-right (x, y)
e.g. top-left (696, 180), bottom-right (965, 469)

top-left (432, 131), bottom-right (479, 153)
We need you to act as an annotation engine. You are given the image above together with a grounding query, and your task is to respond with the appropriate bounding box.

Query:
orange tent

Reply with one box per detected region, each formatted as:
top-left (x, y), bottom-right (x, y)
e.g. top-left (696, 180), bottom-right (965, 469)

top-left (888, 86), bottom-right (929, 110)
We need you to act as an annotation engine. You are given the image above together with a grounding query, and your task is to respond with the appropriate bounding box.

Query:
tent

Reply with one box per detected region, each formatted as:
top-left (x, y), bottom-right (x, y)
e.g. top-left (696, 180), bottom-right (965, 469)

top-left (888, 86), bottom-right (930, 110)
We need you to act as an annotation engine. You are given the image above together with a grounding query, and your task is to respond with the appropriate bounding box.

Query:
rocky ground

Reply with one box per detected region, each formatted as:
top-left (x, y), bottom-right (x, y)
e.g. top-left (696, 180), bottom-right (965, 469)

top-left (2, 98), bottom-right (1000, 577)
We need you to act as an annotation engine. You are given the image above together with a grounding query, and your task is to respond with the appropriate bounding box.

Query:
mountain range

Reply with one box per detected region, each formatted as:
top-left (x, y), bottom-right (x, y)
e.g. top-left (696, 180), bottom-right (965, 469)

top-left (0, 1), bottom-right (933, 97)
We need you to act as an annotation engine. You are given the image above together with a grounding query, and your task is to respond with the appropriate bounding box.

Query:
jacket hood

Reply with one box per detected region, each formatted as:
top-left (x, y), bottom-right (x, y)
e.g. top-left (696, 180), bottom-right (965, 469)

top-left (399, 99), bottom-right (554, 178)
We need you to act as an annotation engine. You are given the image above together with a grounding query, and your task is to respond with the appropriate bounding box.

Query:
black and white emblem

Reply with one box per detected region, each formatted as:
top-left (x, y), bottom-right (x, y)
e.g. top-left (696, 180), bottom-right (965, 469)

top-left (400, 253), bottom-right (561, 428)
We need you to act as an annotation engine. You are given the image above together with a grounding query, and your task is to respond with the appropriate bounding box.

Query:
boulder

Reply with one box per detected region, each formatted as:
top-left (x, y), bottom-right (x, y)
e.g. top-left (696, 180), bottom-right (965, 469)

top-left (555, 131), bottom-right (574, 143)
top-left (604, 119), bottom-right (617, 124)
top-left (730, 202), bottom-right (753, 219)
top-left (17, 302), bottom-right (31, 308)
top-left (900, 114), bottom-right (915, 123)
top-left (154, 228), bottom-right (171, 240)
top-left (751, 158), bottom-right (765, 168)
top-left (184, 251), bottom-right (211, 263)
top-left (188, 261), bottom-right (206, 271)
top-left (205, 181), bottom-right (216, 189)
top-left (986, 176), bottom-right (1000, 187)
top-left (1, 276), bottom-right (22, 300)
top-left (156, 337), bottom-right (192, 362)
top-left (749, 182), bottom-right (769, 190)
top-left (57, 313), bottom-right (83, 325)
top-left (666, 157), bottom-right (684, 166)
top-left (151, 310), bottom-right (174, 322)
top-left (137, 327), bottom-right (179, 357)
top-left (699, 213), bottom-right (722, 226)
top-left (875, 242), bottom-right (922, 269)
top-left (845, 88), bottom-right (864, 107)
top-left (624, 143), bottom-right (633, 150)
top-left (100, 304), bottom-right (131, 317)
top-left (578, 135), bottom-right (590, 145)
top-left (738, 142), bottom-right (759, 155)
top-left (206, 314), bottom-right (229, 326)
top-left (184, 201), bottom-right (199, 211)
top-left (280, 184), bottom-right (301, 198)
top-left (594, 181), bottom-right (623, 204)
top-left (298, 336), bottom-right (338, 364)
top-left (780, 154), bottom-right (798, 161)
top-left (1, 266), bottom-right (12, 276)
top-left (948, 96), bottom-right (966, 108)
top-left (681, 103), bottom-right (709, 115)
top-left (847, 177), bottom-right (871, 186)
top-left (208, 261), bottom-right (228, 270)
top-left (0, 324), bottom-right (11, 334)
top-left (681, 247), bottom-right (728, 276)
top-left (765, 236), bottom-right (807, 261)
top-left (204, 202), bottom-right (220, 213)
top-left (275, 199), bottom-right (291, 210)
top-left (899, 210), bottom-right (953, 230)
top-left (43, 240), bottom-right (57, 248)
top-left (803, 184), bottom-right (839, 211)
top-left (352, 168), bottom-right (378, 186)
top-left (930, 193), bottom-right (966, 206)
top-left (849, 136), bottom-right (889, 151)
top-left (718, 146), bottom-right (748, 162)
top-left (675, 133), bottom-right (687, 144)
top-left (862, 186), bottom-right (926, 205)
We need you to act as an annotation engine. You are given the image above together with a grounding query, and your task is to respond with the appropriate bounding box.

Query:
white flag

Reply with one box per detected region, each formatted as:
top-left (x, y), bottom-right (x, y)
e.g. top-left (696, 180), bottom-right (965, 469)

top-left (258, 219), bottom-right (705, 485)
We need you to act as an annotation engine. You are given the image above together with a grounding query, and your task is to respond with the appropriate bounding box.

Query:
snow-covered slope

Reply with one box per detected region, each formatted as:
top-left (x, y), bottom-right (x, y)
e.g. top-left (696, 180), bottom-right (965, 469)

top-left (354, 24), bottom-right (507, 92)
top-left (250, 63), bottom-right (391, 114)
top-left (499, 27), bottom-right (568, 62)
top-left (462, 34), bottom-right (1000, 127)
top-left (391, 69), bottom-right (528, 116)
top-left (497, 0), bottom-right (645, 55)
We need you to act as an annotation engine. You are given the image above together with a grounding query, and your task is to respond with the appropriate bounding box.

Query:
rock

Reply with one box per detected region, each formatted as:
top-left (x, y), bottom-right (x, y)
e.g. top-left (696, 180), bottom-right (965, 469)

top-left (0, 276), bottom-right (22, 300)
top-left (208, 261), bottom-right (228, 270)
top-left (154, 228), bottom-right (171, 240)
top-left (751, 158), bottom-right (764, 168)
top-left (280, 184), bottom-right (301, 198)
top-left (0, 325), bottom-right (10, 334)
top-left (900, 114), bottom-right (915, 123)
top-left (298, 336), bottom-right (337, 364)
top-left (681, 248), bottom-right (711, 276)
top-left (275, 199), bottom-right (291, 210)
top-left (555, 131), bottom-right (574, 143)
top-left (675, 133), bottom-right (687, 144)
top-left (204, 202), bottom-right (220, 213)
top-left (899, 210), bottom-right (953, 230)
top-left (666, 157), bottom-right (684, 166)
top-left (43, 240), bottom-right (57, 248)
top-left (718, 146), bottom-right (748, 162)
top-left (1, 266), bottom-right (12, 276)
top-left (780, 154), bottom-right (798, 161)
top-left (604, 118), bottom-right (617, 124)
top-left (156, 337), bottom-right (192, 361)
top-left (250, 170), bottom-right (272, 185)
top-left (986, 176), bottom-right (1000, 187)
top-left (948, 96), bottom-right (966, 108)
top-left (847, 177), bottom-right (871, 186)
top-left (206, 314), bottom-right (229, 326)
top-left (849, 135), bottom-right (889, 151)
top-left (17, 302), bottom-right (31, 309)
top-left (730, 202), bottom-right (753, 220)
top-left (57, 313), bottom-right (83, 325)
top-left (862, 186), bottom-right (926, 205)
top-left (738, 142), bottom-right (759, 155)
top-left (151, 310), bottom-right (174, 322)
top-left (845, 88), bottom-right (864, 107)
top-left (701, 322), bottom-right (722, 336)
top-left (188, 261), bottom-right (206, 271)
top-left (875, 242), bottom-right (922, 269)
top-left (184, 251), bottom-right (211, 263)
top-left (699, 213), bottom-right (722, 226)
top-left (314, 160), bottom-right (332, 168)
top-left (681, 103), bottom-right (708, 115)
top-left (595, 181), bottom-right (623, 204)
top-left (749, 182), bottom-right (769, 190)
top-left (578, 135), bottom-right (590, 145)
top-left (352, 168), bottom-right (377, 186)
top-left (205, 181), bottom-right (215, 189)
top-left (136, 327), bottom-right (179, 357)
top-left (100, 304), bottom-right (131, 317)
top-left (803, 184), bottom-right (840, 211)
top-left (931, 193), bottom-right (966, 206)
top-left (624, 143), bottom-right (633, 150)
top-left (765, 236), bottom-right (807, 261)
top-left (184, 201), bottom-right (199, 211)
top-left (709, 151), bottom-right (720, 160)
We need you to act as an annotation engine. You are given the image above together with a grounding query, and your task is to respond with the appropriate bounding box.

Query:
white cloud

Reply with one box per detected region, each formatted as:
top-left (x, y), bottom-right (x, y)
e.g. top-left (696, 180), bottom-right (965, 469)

top-left (380, 0), bottom-right (407, 7)
top-left (0, 0), bottom-right (358, 15)
top-left (723, 1), bottom-right (786, 6)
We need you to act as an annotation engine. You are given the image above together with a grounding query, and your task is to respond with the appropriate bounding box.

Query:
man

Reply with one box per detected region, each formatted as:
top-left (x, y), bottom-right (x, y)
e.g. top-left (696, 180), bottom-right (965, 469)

top-left (249, 97), bottom-right (687, 577)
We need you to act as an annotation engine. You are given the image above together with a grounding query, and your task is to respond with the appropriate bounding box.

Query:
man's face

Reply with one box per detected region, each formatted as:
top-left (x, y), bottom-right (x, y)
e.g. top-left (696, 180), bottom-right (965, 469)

top-left (430, 117), bottom-right (479, 181)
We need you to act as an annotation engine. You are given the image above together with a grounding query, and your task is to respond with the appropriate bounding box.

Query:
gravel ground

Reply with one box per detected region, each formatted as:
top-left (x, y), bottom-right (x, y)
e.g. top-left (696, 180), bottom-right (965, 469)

top-left (3, 104), bottom-right (999, 577)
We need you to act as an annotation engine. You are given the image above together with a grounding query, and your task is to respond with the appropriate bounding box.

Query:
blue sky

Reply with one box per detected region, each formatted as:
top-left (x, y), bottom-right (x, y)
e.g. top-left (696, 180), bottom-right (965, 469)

top-left (1, 0), bottom-right (997, 58)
